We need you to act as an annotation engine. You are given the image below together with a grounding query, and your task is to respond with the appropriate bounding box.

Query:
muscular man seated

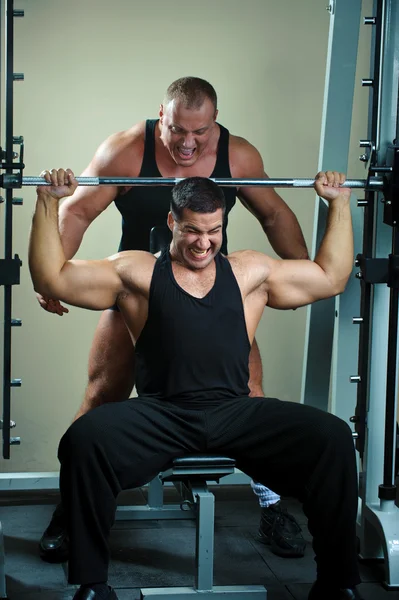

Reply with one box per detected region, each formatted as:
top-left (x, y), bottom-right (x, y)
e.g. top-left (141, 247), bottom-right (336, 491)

top-left (29, 170), bottom-right (362, 600)
top-left (38, 76), bottom-right (309, 561)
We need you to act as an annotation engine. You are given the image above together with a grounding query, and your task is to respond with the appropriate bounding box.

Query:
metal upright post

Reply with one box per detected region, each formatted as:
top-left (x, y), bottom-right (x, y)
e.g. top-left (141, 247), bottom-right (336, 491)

top-left (1, 0), bottom-right (22, 459)
top-left (356, 0), bottom-right (399, 588)
top-left (301, 0), bottom-right (362, 411)
top-left (352, 0), bottom-right (384, 463)
top-left (2, 0), bottom-right (14, 460)
top-left (0, 5), bottom-right (7, 598)
top-left (380, 226), bottom-right (399, 502)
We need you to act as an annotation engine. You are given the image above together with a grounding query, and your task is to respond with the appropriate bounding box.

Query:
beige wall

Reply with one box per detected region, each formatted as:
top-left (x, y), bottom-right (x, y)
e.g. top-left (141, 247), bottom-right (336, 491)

top-left (1, 0), bottom-right (371, 473)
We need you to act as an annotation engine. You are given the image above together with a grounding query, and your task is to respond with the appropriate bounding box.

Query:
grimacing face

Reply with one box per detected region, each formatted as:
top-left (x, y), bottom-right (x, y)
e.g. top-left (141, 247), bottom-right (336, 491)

top-left (168, 208), bottom-right (224, 270)
top-left (159, 98), bottom-right (218, 167)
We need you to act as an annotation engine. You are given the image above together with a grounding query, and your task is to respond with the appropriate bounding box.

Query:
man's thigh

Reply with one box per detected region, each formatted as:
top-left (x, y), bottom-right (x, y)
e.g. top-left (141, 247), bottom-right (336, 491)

top-left (206, 396), bottom-right (350, 494)
top-left (60, 397), bottom-right (207, 490)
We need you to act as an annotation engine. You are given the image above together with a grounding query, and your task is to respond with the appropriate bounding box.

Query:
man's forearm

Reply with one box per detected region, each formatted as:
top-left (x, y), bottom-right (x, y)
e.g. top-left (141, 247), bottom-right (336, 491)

top-left (314, 195), bottom-right (353, 292)
top-left (29, 193), bottom-right (68, 296)
top-left (58, 205), bottom-right (90, 260)
top-left (262, 206), bottom-right (309, 260)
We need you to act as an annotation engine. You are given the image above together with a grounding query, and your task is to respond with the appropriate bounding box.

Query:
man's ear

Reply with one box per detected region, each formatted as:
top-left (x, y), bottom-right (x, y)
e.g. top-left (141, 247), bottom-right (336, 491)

top-left (167, 211), bottom-right (174, 231)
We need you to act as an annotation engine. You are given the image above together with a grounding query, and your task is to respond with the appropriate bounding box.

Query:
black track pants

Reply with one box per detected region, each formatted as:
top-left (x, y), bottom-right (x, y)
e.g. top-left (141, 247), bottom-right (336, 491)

top-left (58, 396), bottom-right (360, 587)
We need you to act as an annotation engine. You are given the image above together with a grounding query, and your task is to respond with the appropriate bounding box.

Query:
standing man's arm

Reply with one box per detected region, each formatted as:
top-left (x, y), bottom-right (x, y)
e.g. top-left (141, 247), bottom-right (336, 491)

top-left (58, 128), bottom-right (143, 259)
top-left (230, 136), bottom-right (309, 260)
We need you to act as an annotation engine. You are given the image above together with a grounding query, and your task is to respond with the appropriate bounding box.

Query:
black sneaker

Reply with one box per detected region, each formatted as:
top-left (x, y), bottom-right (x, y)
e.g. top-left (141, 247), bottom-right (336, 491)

top-left (73, 585), bottom-right (118, 600)
top-left (258, 501), bottom-right (306, 558)
top-left (308, 581), bottom-right (364, 599)
top-left (39, 502), bottom-right (69, 562)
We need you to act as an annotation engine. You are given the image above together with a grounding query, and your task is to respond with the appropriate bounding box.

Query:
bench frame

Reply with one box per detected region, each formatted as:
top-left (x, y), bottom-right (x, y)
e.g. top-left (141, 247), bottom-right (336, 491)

top-left (139, 456), bottom-right (267, 600)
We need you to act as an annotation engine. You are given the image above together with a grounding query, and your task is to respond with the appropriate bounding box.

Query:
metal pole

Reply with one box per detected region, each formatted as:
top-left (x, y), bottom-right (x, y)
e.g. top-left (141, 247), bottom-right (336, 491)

top-left (301, 0), bottom-right (362, 414)
top-left (380, 228), bottom-right (399, 497)
top-left (378, 75), bottom-right (399, 501)
top-left (2, 0), bottom-right (14, 459)
top-left (354, 0), bottom-right (384, 460)
top-left (18, 175), bottom-right (378, 188)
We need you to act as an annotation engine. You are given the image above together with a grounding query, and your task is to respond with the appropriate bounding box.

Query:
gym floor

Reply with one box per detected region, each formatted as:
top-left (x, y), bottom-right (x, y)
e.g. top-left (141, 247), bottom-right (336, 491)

top-left (2, 484), bottom-right (399, 600)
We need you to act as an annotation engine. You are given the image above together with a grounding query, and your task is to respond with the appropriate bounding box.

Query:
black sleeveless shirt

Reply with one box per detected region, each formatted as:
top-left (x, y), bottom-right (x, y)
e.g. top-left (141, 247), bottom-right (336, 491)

top-left (114, 120), bottom-right (237, 254)
top-left (135, 248), bottom-right (250, 402)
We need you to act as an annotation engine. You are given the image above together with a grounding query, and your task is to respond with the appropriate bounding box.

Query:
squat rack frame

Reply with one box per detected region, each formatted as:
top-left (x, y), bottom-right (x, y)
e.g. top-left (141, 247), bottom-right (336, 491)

top-left (1, 0), bottom-right (399, 592)
top-left (302, 0), bottom-right (399, 589)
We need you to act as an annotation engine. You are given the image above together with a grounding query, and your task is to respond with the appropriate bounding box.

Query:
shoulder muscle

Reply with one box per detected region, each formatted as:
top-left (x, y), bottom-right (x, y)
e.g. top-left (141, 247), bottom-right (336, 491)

top-left (228, 134), bottom-right (265, 178)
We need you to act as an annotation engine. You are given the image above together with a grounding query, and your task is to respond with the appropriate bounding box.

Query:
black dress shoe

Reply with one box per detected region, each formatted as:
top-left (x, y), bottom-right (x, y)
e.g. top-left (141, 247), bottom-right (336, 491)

top-left (39, 502), bottom-right (69, 563)
top-left (72, 586), bottom-right (118, 600)
top-left (338, 591), bottom-right (364, 600)
top-left (308, 581), bottom-right (364, 599)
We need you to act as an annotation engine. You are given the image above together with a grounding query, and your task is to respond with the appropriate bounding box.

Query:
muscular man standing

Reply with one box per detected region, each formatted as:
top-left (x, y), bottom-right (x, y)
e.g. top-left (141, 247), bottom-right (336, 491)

top-left (39, 77), bottom-right (308, 561)
top-left (30, 170), bottom-right (362, 600)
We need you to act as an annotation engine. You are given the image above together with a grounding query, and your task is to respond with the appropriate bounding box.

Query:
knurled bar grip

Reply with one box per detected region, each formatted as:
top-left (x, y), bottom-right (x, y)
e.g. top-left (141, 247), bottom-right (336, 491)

top-left (23, 176), bottom-right (379, 188)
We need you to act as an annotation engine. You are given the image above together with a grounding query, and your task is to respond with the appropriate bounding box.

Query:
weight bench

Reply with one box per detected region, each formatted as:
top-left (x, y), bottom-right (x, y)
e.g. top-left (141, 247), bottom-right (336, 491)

top-left (139, 455), bottom-right (267, 600)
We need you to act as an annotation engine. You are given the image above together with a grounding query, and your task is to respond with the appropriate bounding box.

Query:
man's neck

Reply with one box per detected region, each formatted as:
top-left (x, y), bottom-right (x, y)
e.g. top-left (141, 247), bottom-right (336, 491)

top-left (169, 245), bottom-right (217, 275)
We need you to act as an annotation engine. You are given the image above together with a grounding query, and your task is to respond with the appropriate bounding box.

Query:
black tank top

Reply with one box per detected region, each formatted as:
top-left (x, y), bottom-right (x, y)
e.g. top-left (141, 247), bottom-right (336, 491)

top-left (114, 120), bottom-right (237, 254)
top-left (135, 248), bottom-right (250, 402)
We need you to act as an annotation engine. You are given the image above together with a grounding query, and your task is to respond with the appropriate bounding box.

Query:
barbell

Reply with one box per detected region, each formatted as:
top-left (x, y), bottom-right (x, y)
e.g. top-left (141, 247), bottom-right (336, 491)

top-left (6, 175), bottom-right (386, 189)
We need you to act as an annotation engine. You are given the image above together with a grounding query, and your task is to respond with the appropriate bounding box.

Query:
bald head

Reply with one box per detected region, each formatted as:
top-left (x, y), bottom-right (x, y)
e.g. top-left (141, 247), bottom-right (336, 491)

top-left (164, 77), bottom-right (217, 113)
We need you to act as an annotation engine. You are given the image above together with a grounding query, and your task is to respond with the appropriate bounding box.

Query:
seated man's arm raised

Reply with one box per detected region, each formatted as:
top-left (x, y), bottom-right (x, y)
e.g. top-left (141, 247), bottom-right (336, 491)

top-left (264, 171), bottom-right (353, 310)
top-left (37, 124), bottom-right (144, 315)
top-left (29, 169), bottom-right (127, 311)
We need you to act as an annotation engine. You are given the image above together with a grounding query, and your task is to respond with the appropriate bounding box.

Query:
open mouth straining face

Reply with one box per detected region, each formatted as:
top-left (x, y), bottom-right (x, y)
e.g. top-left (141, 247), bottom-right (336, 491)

top-left (160, 98), bottom-right (218, 167)
top-left (168, 208), bottom-right (224, 270)
top-left (187, 246), bottom-right (212, 261)
top-left (176, 145), bottom-right (196, 160)
top-left (176, 146), bottom-right (196, 162)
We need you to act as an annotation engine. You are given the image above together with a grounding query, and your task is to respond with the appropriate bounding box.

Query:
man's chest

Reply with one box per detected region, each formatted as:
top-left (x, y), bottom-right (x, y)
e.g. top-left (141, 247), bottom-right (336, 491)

top-left (172, 264), bottom-right (217, 299)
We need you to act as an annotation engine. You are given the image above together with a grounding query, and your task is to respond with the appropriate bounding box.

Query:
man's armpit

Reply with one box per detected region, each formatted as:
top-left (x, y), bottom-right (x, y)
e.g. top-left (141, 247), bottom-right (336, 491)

top-left (116, 289), bottom-right (130, 304)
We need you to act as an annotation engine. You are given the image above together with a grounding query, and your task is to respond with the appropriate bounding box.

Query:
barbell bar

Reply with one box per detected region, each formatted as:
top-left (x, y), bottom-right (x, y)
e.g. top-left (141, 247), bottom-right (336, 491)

top-left (16, 175), bottom-right (385, 189)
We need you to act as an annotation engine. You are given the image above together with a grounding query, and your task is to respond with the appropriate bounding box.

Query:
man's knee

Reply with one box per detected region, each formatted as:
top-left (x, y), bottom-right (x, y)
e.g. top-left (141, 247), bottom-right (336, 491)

top-left (58, 413), bottom-right (99, 464)
top-left (329, 413), bottom-right (354, 446)
top-left (312, 410), bottom-right (355, 455)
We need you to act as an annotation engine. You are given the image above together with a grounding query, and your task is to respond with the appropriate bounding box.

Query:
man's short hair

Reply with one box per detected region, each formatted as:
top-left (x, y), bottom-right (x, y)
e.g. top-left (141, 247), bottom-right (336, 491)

top-left (164, 77), bottom-right (217, 112)
top-left (171, 177), bottom-right (225, 221)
